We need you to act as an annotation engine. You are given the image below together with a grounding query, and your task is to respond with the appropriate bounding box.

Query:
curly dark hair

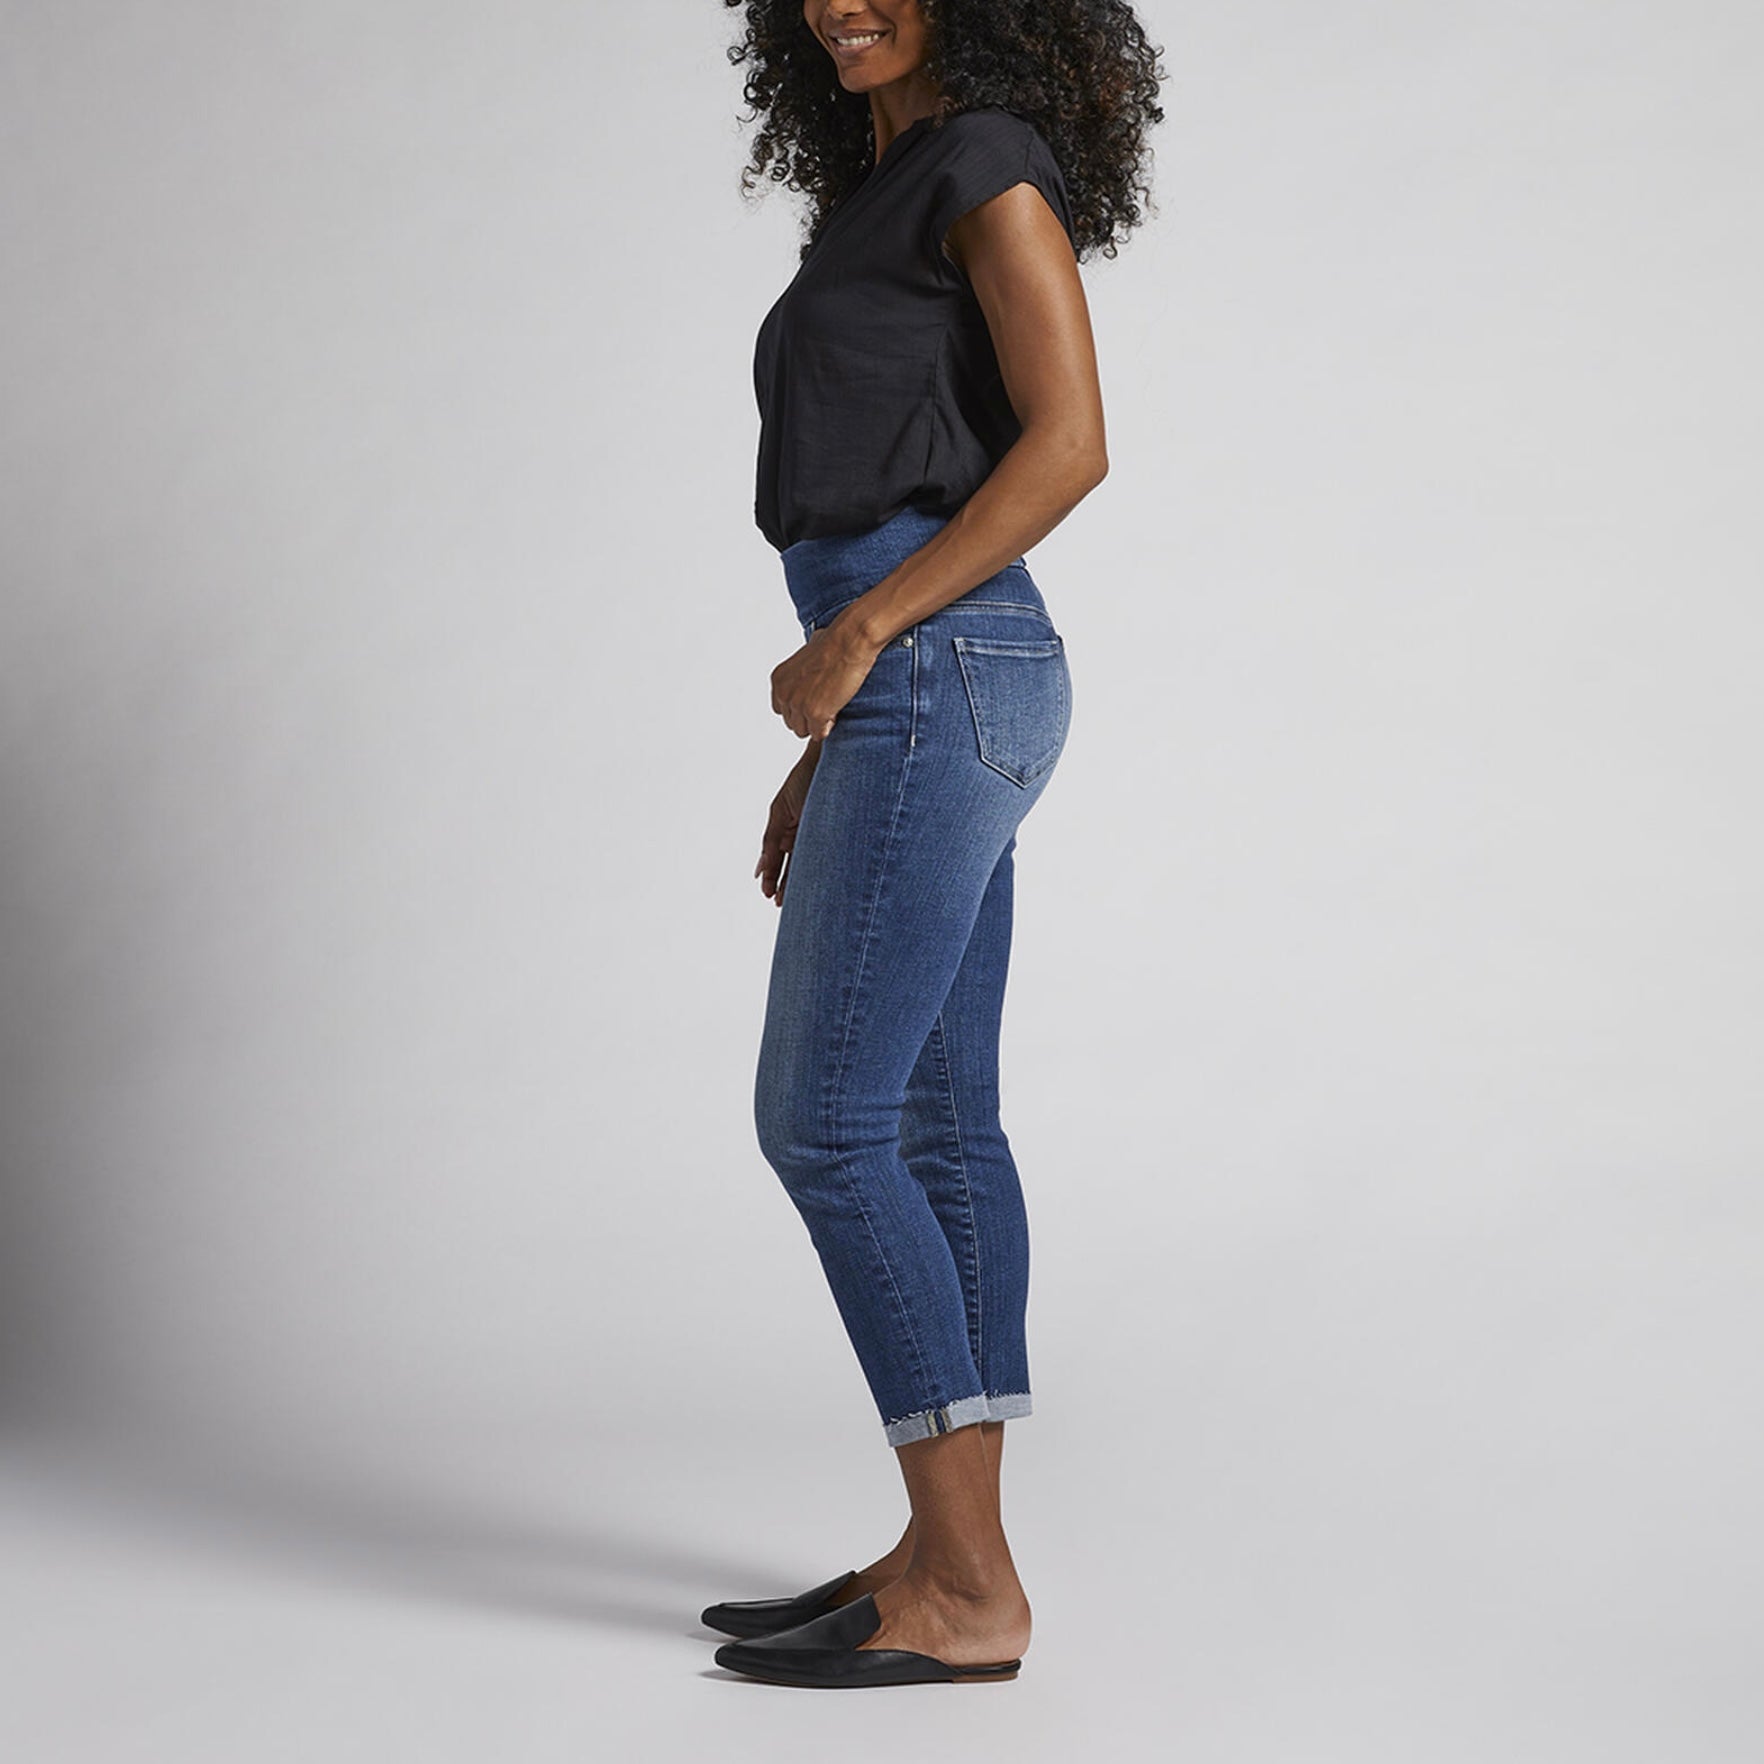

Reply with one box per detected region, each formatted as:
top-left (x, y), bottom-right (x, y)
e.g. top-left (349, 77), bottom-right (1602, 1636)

top-left (723, 0), bottom-right (1167, 263)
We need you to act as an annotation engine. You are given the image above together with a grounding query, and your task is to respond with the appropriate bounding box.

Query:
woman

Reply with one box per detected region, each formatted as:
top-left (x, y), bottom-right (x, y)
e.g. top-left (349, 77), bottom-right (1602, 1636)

top-left (705, 0), bottom-right (1163, 1689)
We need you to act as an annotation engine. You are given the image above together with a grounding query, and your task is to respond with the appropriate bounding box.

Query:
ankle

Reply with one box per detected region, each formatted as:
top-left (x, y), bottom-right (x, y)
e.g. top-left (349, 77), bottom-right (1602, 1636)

top-left (855, 1530), bottom-right (914, 1584)
top-left (904, 1556), bottom-right (1022, 1605)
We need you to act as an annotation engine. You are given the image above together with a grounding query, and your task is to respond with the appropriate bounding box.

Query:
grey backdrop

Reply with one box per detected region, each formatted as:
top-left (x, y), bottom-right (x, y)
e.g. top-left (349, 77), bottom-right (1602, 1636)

top-left (2, 3), bottom-right (1759, 1760)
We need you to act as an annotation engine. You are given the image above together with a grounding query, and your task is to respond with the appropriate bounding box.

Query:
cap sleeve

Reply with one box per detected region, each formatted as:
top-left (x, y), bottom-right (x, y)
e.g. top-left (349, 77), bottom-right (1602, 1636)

top-left (923, 110), bottom-right (1077, 263)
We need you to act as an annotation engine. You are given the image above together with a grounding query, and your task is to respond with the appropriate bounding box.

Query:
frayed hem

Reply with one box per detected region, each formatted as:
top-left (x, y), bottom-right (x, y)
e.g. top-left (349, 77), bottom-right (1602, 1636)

top-left (881, 1391), bottom-right (1032, 1447)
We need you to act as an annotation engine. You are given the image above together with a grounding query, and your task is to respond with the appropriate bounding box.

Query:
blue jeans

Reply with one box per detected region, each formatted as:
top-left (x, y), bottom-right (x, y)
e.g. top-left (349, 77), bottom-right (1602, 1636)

top-left (753, 504), bottom-right (1073, 1448)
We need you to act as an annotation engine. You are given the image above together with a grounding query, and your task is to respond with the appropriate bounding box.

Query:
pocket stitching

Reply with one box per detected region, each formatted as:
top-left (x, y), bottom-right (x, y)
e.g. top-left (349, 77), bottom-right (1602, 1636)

top-left (952, 635), bottom-right (1068, 787)
top-left (954, 636), bottom-right (1062, 656)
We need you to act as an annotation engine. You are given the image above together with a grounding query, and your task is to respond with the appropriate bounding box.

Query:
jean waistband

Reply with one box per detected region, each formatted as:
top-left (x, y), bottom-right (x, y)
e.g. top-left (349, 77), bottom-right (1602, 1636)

top-left (781, 504), bottom-right (1045, 632)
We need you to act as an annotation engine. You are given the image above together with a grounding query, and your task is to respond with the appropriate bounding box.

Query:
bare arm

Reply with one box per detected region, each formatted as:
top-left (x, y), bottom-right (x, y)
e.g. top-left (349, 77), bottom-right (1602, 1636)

top-left (828, 184), bottom-right (1107, 655)
top-left (766, 185), bottom-right (1107, 742)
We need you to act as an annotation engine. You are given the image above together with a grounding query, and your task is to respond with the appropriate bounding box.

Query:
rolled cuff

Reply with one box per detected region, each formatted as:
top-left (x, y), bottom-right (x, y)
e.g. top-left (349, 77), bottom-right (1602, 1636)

top-left (882, 1391), bottom-right (1032, 1448)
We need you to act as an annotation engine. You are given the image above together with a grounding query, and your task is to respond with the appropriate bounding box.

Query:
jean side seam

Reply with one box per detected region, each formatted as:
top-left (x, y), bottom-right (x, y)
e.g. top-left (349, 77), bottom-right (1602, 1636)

top-left (932, 1009), bottom-right (985, 1380)
top-left (822, 729), bottom-right (932, 1409)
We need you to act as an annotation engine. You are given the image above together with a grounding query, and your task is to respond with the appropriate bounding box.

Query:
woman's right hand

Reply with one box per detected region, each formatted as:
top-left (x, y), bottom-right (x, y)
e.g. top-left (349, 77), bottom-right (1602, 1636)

top-left (755, 741), bottom-right (822, 905)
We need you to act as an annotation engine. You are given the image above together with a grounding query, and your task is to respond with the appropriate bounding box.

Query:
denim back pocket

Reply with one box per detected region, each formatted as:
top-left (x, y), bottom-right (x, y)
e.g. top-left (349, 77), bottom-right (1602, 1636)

top-left (951, 633), bottom-right (1070, 787)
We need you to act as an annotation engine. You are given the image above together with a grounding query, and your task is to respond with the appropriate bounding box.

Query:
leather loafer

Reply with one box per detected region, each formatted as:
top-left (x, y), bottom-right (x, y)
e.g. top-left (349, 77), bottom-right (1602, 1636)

top-left (700, 1570), bottom-right (859, 1639)
top-left (713, 1590), bottom-right (1021, 1687)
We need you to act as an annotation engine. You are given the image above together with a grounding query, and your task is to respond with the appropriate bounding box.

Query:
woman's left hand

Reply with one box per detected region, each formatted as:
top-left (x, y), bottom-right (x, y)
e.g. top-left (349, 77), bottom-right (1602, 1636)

top-left (770, 620), bottom-right (883, 740)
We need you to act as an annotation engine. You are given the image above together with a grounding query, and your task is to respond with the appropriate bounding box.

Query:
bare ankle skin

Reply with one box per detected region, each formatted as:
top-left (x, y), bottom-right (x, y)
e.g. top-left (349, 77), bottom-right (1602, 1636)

top-left (843, 1416), bottom-right (1007, 1596)
top-left (840, 1517), bottom-right (915, 1600)
top-left (853, 1419), bottom-right (1031, 1664)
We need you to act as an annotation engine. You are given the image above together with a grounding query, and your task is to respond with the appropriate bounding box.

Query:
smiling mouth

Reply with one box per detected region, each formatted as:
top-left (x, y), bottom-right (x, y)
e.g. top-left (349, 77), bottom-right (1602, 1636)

top-left (829, 28), bottom-right (889, 54)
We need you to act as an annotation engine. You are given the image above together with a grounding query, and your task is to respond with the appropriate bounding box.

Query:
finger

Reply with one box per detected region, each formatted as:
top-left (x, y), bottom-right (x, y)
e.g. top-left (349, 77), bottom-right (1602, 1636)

top-left (756, 823), bottom-right (778, 893)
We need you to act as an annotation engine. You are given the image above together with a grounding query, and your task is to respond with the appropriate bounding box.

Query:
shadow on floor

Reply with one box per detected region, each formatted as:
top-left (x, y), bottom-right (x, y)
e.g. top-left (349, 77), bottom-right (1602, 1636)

top-left (9, 1428), bottom-right (803, 1638)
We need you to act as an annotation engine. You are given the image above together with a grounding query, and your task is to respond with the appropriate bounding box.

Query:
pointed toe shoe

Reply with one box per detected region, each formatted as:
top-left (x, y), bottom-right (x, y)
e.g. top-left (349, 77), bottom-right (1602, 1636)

top-left (700, 1570), bottom-right (859, 1639)
top-left (712, 1590), bottom-right (1021, 1688)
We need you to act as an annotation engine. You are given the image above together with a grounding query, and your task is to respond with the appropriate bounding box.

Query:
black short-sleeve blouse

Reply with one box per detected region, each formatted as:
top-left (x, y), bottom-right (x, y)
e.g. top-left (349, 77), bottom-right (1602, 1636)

top-left (751, 106), bottom-right (1077, 553)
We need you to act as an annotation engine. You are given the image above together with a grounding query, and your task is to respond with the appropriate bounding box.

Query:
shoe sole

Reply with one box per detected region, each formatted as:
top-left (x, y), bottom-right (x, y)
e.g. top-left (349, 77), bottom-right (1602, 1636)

top-left (720, 1660), bottom-right (1022, 1688)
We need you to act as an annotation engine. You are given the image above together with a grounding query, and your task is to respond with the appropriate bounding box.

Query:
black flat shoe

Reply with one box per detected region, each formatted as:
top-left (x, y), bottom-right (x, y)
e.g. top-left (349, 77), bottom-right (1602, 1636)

top-left (700, 1570), bottom-right (859, 1639)
top-left (713, 1591), bottom-right (1021, 1687)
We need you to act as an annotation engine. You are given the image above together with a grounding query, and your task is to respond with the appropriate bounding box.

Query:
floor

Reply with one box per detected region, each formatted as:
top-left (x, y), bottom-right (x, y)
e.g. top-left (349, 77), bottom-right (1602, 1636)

top-left (3, 1408), bottom-right (1754, 1764)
